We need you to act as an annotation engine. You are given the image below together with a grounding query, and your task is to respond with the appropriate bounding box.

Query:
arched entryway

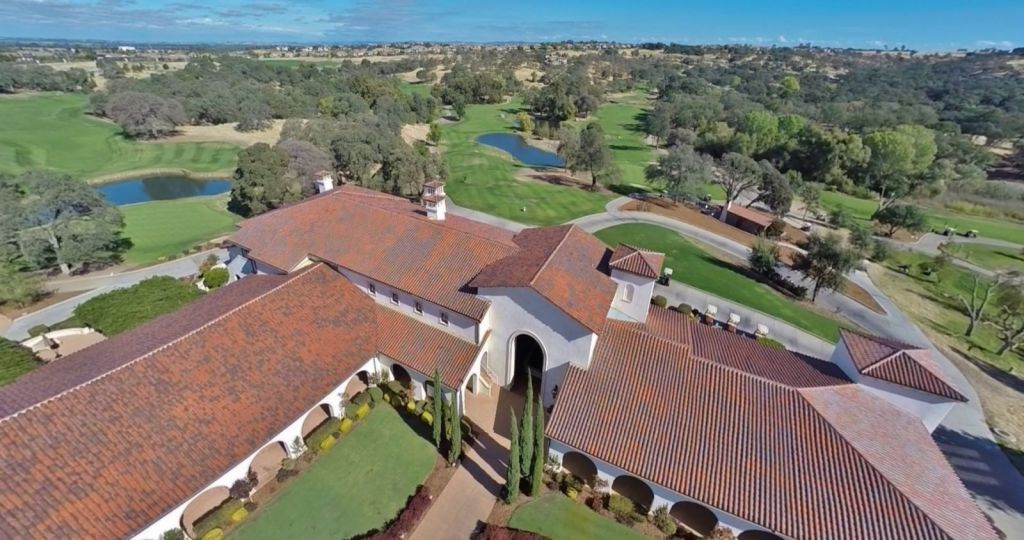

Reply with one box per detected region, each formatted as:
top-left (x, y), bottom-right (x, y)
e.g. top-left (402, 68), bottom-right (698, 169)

top-left (671, 501), bottom-right (719, 537)
top-left (391, 364), bottom-right (412, 387)
top-left (738, 531), bottom-right (784, 540)
top-left (181, 485), bottom-right (230, 538)
top-left (301, 404), bottom-right (332, 438)
top-left (249, 441), bottom-right (288, 489)
top-left (562, 451), bottom-right (598, 486)
top-left (345, 371), bottom-right (369, 397)
top-left (612, 475), bottom-right (654, 513)
top-left (509, 333), bottom-right (544, 391)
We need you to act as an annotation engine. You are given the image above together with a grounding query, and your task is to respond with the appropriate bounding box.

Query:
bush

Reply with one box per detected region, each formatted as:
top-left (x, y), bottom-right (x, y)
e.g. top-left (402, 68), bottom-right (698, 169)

top-left (587, 493), bottom-right (605, 512)
top-left (473, 523), bottom-right (545, 540)
top-left (339, 418), bottom-right (354, 433)
top-left (368, 386), bottom-right (384, 403)
top-left (73, 276), bottom-right (203, 336)
top-left (828, 206), bottom-right (852, 229)
top-left (304, 417), bottom-right (341, 450)
top-left (756, 336), bottom-right (786, 350)
top-left (203, 267), bottom-right (229, 289)
top-left (749, 238), bottom-right (780, 276)
top-left (352, 391), bottom-right (371, 406)
top-left (607, 494), bottom-right (636, 522)
top-left (230, 508), bottom-right (248, 523)
top-left (362, 486), bottom-right (433, 540)
top-left (869, 240), bottom-right (892, 262)
top-left (406, 400), bottom-right (417, 413)
top-left (160, 529), bottom-right (184, 540)
top-left (420, 410), bottom-right (433, 425)
top-left (28, 324), bottom-right (50, 337)
top-left (199, 529), bottom-right (223, 540)
top-left (318, 436), bottom-right (336, 452)
top-left (355, 402), bottom-right (370, 419)
top-left (565, 486), bottom-right (578, 500)
top-left (0, 338), bottom-right (40, 386)
top-left (652, 505), bottom-right (677, 536)
top-left (765, 219), bottom-right (786, 239)
top-left (651, 295), bottom-right (668, 308)
top-left (676, 303), bottom-right (692, 315)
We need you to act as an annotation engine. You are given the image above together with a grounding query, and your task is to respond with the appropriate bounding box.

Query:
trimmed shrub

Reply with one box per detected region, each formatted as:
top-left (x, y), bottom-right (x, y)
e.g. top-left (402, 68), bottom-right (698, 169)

top-left (339, 418), bottom-right (354, 433)
top-left (202, 267), bottom-right (229, 289)
top-left (651, 295), bottom-right (668, 308)
top-left (28, 324), bottom-right (50, 337)
top-left (420, 410), bottom-right (433, 425)
top-left (230, 508), bottom-right (248, 523)
top-left (352, 391), bottom-right (371, 406)
top-left (607, 494), bottom-right (637, 523)
top-left (319, 436), bottom-right (336, 452)
top-left (386, 380), bottom-right (405, 394)
top-left (304, 418), bottom-right (341, 450)
top-left (199, 529), bottom-right (223, 540)
top-left (355, 403), bottom-right (370, 419)
top-left (406, 400), bottom-right (417, 413)
top-left (756, 336), bottom-right (786, 350)
top-left (565, 486), bottom-right (578, 500)
top-left (652, 505), bottom-right (677, 536)
top-left (677, 303), bottom-right (692, 314)
top-left (473, 523), bottom-right (546, 540)
top-left (368, 386), bottom-right (384, 403)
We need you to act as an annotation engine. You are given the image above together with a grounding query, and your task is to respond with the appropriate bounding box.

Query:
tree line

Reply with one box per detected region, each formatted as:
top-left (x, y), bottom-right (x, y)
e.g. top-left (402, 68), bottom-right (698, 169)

top-left (0, 63), bottom-right (94, 94)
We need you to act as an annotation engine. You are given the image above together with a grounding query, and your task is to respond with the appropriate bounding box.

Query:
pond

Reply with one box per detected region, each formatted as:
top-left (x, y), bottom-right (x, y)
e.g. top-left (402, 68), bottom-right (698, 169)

top-left (476, 133), bottom-right (565, 168)
top-left (95, 175), bottom-right (231, 206)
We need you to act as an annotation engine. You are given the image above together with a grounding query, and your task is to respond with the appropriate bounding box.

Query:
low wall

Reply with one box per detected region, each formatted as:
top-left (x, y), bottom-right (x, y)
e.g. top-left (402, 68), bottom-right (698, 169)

top-left (654, 283), bottom-right (835, 360)
top-left (21, 327), bottom-right (98, 350)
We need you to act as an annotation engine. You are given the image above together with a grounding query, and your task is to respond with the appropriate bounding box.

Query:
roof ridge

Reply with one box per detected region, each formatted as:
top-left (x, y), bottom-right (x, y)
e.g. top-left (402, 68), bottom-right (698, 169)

top-left (341, 186), bottom-right (517, 249)
top-left (527, 224), bottom-right (575, 288)
top-left (0, 264), bottom-right (324, 423)
top-left (798, 387), bottom-right (962, 540)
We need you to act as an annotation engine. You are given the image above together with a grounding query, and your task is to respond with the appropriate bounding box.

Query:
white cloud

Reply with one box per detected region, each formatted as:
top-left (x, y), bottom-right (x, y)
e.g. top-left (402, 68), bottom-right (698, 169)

top-left (976, 40), bottom-right (1014, 49)
top-left (778, 35), bottom-right (788, 43)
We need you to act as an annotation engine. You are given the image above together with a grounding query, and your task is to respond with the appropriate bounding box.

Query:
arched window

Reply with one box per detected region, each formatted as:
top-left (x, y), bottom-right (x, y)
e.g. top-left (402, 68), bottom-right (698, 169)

top-left (622, 283), bottom-right (635, 303)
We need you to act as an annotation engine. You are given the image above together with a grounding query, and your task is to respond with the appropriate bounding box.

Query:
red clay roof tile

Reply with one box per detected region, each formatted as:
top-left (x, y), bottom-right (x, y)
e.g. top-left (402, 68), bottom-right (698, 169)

top-left (375, 304), bottom-right (481, 388)
top-left (608, 244), bottom-right (663, 279)
top-left (840, 329), bottom-right (965, 401)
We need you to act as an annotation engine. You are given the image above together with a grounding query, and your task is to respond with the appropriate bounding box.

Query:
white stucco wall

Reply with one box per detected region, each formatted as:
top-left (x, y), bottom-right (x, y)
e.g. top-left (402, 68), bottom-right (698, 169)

top-left (829, 340), bottom-right (955, 432)
top-left (547, 439), bottom-right (783, 538)
top-left (131, 357), bottom-right (378, 540)
top-left (333, 266), bottom-right (479, 343)
top-left (478, 287), bottom-right (598, 408)
top-left (608, 269), bottom-right (655, 323)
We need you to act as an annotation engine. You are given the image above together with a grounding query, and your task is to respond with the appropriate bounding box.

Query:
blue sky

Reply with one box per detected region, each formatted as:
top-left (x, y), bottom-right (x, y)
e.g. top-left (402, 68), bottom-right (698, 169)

top-left (0, 0), bottom-right (1021, 50)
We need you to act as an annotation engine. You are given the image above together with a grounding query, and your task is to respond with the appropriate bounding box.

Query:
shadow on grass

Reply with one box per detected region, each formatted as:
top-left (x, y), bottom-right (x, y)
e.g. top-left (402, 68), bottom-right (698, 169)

top-left (951, 346), bottom-right (1024, 394)
top-left (698, 252), bottom-right (805, 301)
top-left (608, 183), bottom-right (651, 197)
top-left (609, 144), bottom-right (646, 152)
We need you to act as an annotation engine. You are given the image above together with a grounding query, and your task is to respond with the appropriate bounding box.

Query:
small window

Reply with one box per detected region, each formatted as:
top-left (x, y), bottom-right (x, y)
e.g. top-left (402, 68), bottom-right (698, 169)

top-left (415, 301), bottom-right (423, 315)
top-left (368, 283), bottom-right (376, 296)
top-left (391, 292), bottom-right (400, 305)
top-left (440, 311), bottom-right (449, 326)
top-left (622, 283), bottom-right (635, 303)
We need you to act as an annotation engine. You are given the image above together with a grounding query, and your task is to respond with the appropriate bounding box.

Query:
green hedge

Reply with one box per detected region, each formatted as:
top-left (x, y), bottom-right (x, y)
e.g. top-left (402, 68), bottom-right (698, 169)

top-left (368, 386), bottom-right (384, 403)
top-left (303, 417), bottom-right (342, 451)
top-left (73, 276), bottom-right (203, 336)
top-left (0, 338), bottom-right (40, 387)
top-left (203, 267), bottom-right (229, 289)
top-left (194, 498), bottom-right (243, 539)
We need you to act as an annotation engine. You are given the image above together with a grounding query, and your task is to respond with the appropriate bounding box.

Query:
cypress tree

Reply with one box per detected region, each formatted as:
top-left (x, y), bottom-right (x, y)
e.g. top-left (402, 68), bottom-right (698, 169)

top-left (530, 395), bottom-right (545, 496)
top-left (447, 396), bottom-right (462, 465)
top-left (521, 377), bottom-right (534, 473)
top-left (505, 408), bottom-right (521, 503)
top-left (431, 369), bottom-right (443, 450)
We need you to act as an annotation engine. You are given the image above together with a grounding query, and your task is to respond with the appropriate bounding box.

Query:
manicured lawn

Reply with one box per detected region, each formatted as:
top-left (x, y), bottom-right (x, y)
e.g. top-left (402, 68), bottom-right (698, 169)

top-left (595, 223), bottom-right (843, 340)
top-left (232, 406), bottom-right (435, 540)
top-left (820, 190), bottom-right (1024, 245)
top-left (399, 81), bottom-right (433, 97)
top-left (0, 93), bottom-right (238, 179)
top-left (944, 243), bottom-right (1024, 274)
top-left (120, 196), bottom-right (241, 265)
top-left (592, 100), bottom-right (653, 188)
top-left (508, 494), bottom-right (647, 540)
top-left (442, 99), bottom-right (612, 225)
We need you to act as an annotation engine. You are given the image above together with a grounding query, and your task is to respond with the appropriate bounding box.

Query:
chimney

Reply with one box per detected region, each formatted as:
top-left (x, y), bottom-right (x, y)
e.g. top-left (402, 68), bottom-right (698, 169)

top-left (314, 171), bottom-right (335, 194)
top-left (423, 180), bottom-right (447, 221)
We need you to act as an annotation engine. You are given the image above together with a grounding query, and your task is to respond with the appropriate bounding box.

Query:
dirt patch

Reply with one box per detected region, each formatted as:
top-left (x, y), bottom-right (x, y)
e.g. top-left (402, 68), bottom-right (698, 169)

top-left (624, 199), bottom-right (886, 315)
top-left (153, 120), bottom-right (284, 146)
top-left (514, 66), bottom-right (544, 88)
top-left (868, 265), bottom-right (1024, 463)
top-left (0, 290), bottom-right (82, 319)
top-left (402, 123), bottom-right (429, 146)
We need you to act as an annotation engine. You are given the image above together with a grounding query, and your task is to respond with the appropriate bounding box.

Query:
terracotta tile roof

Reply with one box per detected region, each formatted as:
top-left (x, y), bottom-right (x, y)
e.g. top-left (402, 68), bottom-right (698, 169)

top-left (723, 204), bottom-right (774, 228)
top-left (840, 329), bottom-right (965, 401)
top-left (375, 304), bottom-right (481, 388)
top-left (608, 244), bottom-right (663, 279)
top-left (0, 265), bottom-right (380, 539)
top-left (0, 274), bottom-right (288, 418)
top-left (470, 225), bottom-right (617, 332)
top-left (548, 319), bottom-right (997, 540)
top-left (229, 185), bottom-right (517, 321)
top-left (646, 307), bottom-right (850, 387)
